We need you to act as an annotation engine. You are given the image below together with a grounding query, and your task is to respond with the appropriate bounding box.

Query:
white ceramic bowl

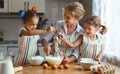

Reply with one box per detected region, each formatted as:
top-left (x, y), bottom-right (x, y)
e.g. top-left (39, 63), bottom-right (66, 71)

top-left (79, 58), bottom-right (98, 69)
top-left (28, 56), bottom-right (44, 65)
top-left (46, 56), bottom-right (63, 66)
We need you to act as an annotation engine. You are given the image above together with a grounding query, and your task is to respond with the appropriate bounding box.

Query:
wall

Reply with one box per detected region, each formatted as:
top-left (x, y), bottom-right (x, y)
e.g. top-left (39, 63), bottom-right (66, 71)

top-left (79, 0), bottom-right (92, 27)
top-left (43, 0), bottom-right (78, 25)
top-left (0, 18), bottom-right (22, 40)
top-left (0, 0), bottom-right (92, 41)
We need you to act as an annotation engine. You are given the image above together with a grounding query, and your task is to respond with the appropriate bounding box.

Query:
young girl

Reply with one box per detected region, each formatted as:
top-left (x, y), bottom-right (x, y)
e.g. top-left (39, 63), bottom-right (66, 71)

top-left (59, 16), bottom-right (107, 62)
top-left (15, 10), bottom-right (55, 65)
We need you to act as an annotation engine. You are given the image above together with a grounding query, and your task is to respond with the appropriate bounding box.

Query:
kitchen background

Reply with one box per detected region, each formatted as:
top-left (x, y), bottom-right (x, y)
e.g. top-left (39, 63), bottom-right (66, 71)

top-left (1, 0), bottom-right (120, 68)
top-left (0, 0), bottom-right (92, 41)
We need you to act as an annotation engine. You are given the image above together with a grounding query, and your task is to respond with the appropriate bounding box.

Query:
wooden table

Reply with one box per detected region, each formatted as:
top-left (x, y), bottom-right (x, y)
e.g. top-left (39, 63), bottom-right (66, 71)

top-left (15, 64), bottom-right (91, 74)
top-left (15, 63), bottom-right (120, 74)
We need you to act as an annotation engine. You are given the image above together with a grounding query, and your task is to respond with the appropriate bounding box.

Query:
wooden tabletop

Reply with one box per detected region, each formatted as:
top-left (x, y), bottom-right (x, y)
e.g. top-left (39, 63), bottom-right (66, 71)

top-left (15, 64), bottom-right (92, 74)
top-left (15, 63), bottom-right (120, 74)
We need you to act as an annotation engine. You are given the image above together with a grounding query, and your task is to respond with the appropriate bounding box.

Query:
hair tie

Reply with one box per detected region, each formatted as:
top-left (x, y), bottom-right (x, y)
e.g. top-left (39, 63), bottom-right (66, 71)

top-left (31, 6), bottom-right (37, 12)
top-left (100, 25), bottom-right (103, 27)
top-left (20, 11), bottom-right (25, 18)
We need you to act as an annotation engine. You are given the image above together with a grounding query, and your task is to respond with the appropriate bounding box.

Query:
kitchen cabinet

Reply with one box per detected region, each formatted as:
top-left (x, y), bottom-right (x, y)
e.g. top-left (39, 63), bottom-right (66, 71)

top-left (0, 46), bottom-right (7, 60)
top-left (9, 0), bottom-right (25, 12)
top-left (7, 47), bottom-right (19, 63)
top-left (9, 0), bottom-right (45, 13)
top-left (0, 46), bottom-right (7, 53)
top-left (0, 0), bottom-right (8, 12)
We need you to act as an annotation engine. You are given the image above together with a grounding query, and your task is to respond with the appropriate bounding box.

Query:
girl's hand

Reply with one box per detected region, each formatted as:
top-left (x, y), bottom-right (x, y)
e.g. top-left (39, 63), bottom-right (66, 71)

top-left (57, 33), bottom-right (64, 39)
top-left (94, 57), bottom-right (101, 64)
top-left (46, 26), bottom-right (55, 32)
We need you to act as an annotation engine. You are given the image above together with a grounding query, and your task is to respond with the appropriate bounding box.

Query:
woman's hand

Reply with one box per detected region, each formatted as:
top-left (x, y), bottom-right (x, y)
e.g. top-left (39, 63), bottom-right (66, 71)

top-left (62, 55), bottom-right (69, 65)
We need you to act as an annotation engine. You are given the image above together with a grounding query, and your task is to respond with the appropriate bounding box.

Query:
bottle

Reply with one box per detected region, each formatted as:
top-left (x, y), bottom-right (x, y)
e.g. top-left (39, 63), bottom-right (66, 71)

top-left (2, 55), bottom-right (15, 74)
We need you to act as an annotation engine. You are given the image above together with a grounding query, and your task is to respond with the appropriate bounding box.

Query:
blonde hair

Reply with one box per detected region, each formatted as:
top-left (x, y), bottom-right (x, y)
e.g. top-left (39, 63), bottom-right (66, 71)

top-left (65, 2), bottom-right (85, 19)
top-left (85, 16), bottom-right (107, 35)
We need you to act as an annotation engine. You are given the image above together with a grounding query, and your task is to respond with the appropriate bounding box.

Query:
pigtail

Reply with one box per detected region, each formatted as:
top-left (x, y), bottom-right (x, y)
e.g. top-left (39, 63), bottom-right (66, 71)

top-left (19, 10), bottom-right (26, 19)
top-left (100, 25), bottom-right (107, 35)
top-left (19, 6), bottom-right (38, 22)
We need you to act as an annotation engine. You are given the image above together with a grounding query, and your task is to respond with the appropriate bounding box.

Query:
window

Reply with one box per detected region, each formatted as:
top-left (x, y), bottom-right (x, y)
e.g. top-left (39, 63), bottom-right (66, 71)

top-left (93, 0), bottom-right (120, 66)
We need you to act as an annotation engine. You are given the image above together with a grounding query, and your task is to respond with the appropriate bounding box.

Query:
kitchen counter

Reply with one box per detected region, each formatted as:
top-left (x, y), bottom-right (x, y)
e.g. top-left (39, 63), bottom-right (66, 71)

top-left (15, 63), bottom-right (120, 74)
top-left (0, 40), bottom-right (18, 47)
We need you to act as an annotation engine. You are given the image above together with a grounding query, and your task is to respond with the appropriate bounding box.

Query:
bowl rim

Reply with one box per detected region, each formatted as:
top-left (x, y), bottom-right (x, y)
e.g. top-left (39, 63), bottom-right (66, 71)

top-left (28, 56), bottom-right (44, 60)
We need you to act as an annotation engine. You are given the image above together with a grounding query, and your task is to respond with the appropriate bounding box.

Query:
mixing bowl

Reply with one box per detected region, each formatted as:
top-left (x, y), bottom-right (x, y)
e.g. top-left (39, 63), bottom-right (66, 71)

top-left (28, 56), bottom-right (44, 65)
top-left (79, 58), bottom-right (98, 70)
top-left (46, 56), bottom-right (63, 66)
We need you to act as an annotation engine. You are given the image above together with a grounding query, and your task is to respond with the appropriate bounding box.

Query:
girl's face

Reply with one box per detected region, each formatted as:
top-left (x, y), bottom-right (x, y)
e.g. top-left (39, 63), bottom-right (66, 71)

top-left (25, 17), bottom-right (39, 30)
top-left (84, 23), bottom-right (99, 36)
top-left (64, 10), bottom-right (78, 27)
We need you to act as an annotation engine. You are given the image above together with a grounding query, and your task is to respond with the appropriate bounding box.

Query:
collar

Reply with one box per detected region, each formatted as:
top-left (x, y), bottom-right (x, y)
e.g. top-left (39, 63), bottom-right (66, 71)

top-left (64, 21), bottom-right (83, 33)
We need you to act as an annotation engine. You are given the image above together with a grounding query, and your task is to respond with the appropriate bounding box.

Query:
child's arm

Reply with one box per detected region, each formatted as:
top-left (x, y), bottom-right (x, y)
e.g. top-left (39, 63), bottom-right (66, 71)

top-left (60, 34), bottom-right (83, 48)
top-left (95, 44), bottom-right (104, 62)
top-left (19, 26), bottom-right (55, 36)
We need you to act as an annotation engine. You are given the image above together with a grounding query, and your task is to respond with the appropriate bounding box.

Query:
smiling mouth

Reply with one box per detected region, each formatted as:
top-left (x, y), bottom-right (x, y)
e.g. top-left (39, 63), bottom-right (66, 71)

top-left (86, 33), bottom-right (90, 35)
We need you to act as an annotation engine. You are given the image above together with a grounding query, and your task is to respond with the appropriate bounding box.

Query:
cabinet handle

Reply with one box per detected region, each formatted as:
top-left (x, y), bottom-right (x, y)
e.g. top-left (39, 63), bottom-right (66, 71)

top-left (27, 2), bottom-right (29, 10)
top-left (24, 2), bottom-right (27, 11)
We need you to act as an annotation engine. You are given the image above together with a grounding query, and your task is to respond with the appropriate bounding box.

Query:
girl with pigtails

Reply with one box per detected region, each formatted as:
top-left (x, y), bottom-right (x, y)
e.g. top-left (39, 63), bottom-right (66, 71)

top-left (16, 8), bottom-right (55, 65)
top-left (59, 16), bottom-right (107, 62)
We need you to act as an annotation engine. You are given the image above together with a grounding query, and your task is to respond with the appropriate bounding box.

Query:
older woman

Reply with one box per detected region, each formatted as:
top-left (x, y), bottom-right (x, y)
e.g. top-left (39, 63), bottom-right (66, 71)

top-left (41, 2), bottom-right (85, 64)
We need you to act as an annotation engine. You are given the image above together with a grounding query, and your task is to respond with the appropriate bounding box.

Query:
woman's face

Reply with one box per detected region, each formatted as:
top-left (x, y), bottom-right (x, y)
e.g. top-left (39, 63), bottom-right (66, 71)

top-left (84, 23), bottom-right (98, 36)
top-left (25, 17), bottom-right (39, 30)
top-left (64, 10), bottom-right (78, 27)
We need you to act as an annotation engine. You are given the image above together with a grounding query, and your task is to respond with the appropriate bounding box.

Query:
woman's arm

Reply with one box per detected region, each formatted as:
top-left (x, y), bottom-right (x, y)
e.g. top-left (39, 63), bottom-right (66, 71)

top-left (61, 35), bottom-right (83, 48)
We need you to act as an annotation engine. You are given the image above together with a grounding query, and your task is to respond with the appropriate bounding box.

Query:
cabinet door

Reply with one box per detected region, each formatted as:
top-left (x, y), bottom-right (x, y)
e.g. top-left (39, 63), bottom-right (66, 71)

top-left (9, 0), bottom-right (26, 12)
top-left (0, 46), bottom-right (7, 52)
top-left (7, 47), bottom-right (19, 64)
top-left (28, 0), bottom-right (45, 13)
top-left (0, 0), bottom-right (8, 12)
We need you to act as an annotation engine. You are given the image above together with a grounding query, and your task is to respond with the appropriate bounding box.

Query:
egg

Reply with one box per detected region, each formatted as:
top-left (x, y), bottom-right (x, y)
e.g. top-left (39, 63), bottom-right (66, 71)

top-left (58, 65), bottom-right (64, 69)
top-left (64, 64), bottom-right (69, 69)
top-left (43, 63), bottom-right (48, 69)
top-left (51, 65), bottom-right (57, 70)
top-left (98, 67), bottom-right (103, 72)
